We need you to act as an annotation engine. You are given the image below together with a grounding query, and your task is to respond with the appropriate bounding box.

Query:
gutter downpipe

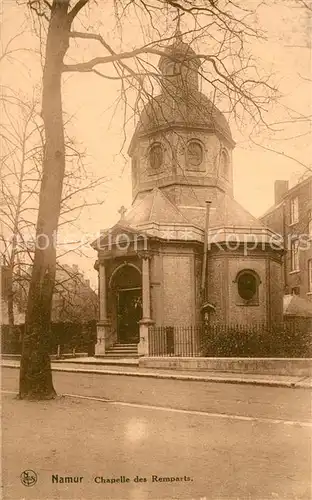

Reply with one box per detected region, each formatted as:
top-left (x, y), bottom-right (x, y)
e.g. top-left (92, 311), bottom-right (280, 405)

top-left (201, 201), bottom-right (212, 304)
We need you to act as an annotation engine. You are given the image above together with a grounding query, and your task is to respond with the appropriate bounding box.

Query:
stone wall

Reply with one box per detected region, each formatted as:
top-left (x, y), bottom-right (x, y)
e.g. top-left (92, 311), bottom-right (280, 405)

top-left (140, 356), bottom-right (312, 376)
top-left (161, 251), bottom-right (194, 326)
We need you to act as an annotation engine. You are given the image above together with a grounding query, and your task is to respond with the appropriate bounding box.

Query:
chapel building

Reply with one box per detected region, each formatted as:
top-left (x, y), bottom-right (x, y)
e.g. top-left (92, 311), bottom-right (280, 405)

top-left (92, 32), bottom-right (284, 356)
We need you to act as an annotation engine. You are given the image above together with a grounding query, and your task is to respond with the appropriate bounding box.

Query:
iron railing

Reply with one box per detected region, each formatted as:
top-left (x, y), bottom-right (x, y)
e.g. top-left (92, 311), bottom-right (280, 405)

top-left (148, 320), bottom-right (312, 358)
top-left (148, 326), bottom-right (204, 357)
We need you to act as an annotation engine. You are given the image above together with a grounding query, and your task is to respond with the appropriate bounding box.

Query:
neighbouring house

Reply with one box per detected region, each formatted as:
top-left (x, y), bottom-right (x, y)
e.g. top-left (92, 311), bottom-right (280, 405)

top-left (260, 175), bottom-right (312, 318)
top-left (52, 264), bottom-right (98, 323)
top-left (0, 262), bottom-right (98, 325)
top-left (92, 32), bottom-right (284, 358)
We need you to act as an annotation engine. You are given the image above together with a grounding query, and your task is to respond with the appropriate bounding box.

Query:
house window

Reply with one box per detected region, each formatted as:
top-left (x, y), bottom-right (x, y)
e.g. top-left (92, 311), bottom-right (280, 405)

top-left (186, 140), bottom-right (203, 168)
top-left (308, 260), bottom-right (312, 292)
top-left (235, 270), bottom-right (260, 305)
top-left (291, 286), bottom-right (300, 296)
top-left (290, 239), bottom-right (300, 271)
top-left (149, 143), bottom-right (163, 170)
top-left (290, 196), bottom-right (299, 224)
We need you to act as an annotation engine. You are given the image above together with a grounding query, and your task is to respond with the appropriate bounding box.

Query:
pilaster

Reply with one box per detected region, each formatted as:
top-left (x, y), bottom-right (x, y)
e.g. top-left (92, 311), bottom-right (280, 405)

top-left (95, 261), bottom-right (111, 356)
top-left (137, 250), bottom-right (154, 355)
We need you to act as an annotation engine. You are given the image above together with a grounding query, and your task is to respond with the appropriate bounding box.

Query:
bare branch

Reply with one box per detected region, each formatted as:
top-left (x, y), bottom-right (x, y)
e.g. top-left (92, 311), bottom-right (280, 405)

top-left (68, 0), bottom-right (90, 24)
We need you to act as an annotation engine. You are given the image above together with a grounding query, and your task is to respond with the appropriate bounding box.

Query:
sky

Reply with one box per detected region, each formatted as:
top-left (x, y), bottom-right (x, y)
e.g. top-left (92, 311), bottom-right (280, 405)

top-left (0, 0), bottom-right (311, 287)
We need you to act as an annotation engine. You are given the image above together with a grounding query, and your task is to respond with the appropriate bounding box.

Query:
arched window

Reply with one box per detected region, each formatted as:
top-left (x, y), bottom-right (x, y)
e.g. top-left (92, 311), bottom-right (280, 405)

top-left (164, 61), bottom-right (180, 76)
top-left (219, 150), bottom-right (229, 179)
top-left (235, 270), bottom-right (260, 304)
top-left (149, 143), bottom-right (163, 170)
top-left (186, 140), bottom-right (203, 168)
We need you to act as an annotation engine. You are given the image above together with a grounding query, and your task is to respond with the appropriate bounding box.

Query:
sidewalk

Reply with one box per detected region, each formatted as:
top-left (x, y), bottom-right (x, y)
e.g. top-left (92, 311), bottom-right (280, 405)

top-left (2, 357), bottom-right (311, 388)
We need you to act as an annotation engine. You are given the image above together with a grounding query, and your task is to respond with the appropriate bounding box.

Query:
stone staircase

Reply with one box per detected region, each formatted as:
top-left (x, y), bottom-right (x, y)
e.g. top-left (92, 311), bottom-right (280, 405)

top-left (104, 343), bottom-right (138, 358)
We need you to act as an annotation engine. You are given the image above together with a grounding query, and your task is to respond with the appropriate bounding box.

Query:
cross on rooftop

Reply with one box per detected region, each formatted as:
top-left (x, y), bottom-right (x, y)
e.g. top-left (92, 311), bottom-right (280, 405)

top-left (118, 205), bottom-right (127, 219)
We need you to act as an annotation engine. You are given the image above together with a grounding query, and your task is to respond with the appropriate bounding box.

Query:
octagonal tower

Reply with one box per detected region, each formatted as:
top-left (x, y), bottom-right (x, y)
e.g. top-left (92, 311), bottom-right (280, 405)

top-left (128, 30), bottom-right (235, 208)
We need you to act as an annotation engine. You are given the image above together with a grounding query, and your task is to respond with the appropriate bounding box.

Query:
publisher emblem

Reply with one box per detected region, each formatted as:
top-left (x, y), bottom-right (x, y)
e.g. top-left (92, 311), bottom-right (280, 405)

top-left (20, 470), bottom-right (37, 487)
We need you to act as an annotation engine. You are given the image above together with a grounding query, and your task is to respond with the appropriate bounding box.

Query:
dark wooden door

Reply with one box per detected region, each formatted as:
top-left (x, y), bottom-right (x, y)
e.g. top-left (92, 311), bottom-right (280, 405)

top-left (117, 289), bottom-right (142, 343)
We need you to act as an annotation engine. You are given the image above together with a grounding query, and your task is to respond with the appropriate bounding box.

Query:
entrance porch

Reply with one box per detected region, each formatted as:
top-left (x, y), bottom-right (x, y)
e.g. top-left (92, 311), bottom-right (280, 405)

top-left (95, 251), bottom-right (153, 357)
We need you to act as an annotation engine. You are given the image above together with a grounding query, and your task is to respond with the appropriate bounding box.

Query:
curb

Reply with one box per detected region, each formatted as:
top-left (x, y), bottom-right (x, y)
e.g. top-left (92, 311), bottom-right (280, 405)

top-left (52, 359), bottom-right (139, 367)
top-left (2, 363), bottom-right (311, 389)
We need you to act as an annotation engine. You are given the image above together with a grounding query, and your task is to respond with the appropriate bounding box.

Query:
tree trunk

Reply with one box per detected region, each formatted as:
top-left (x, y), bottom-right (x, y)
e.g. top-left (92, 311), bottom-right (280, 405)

top-left (19, 1), bottom-right (71, 400)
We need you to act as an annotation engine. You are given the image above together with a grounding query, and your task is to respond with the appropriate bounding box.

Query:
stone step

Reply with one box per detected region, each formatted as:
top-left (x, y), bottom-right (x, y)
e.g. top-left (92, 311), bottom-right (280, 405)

top-left (103, 354), bottom-right (139, 358)
top-left (114, 342), bottom-right (137, 345)
top-left (105, 352), bottom-right (138, 356)
top-left (112, 344), bottom-right (138, 348)
top-left (106, 349), bottom-right (138, 354)
top-left (107, 347), bottom-right (138, 352)
top-left (104, 342), bottom-right (138, 358)
top-left (106, 352), bottom-right (138, 356)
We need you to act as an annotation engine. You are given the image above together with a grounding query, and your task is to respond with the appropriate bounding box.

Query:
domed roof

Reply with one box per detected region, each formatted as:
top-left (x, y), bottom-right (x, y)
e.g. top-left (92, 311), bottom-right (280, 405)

top-left (129, 34), bottom-right (233, 149)
top-left (131, 89), bottom-right (233, 145)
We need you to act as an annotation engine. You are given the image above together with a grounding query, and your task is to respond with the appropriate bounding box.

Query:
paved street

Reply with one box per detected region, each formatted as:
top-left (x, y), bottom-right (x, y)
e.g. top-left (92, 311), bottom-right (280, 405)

top-left (2, 367), bottom-right (311, 500)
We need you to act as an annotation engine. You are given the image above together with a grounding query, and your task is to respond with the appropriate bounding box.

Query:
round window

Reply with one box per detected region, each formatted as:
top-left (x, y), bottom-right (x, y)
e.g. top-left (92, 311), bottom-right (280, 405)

top-left (149, 143), bottom-right (163, 170)
top-left (237, 272), bottom-right (257, 301)
top-left (187, 141), bottom-right (203, 167)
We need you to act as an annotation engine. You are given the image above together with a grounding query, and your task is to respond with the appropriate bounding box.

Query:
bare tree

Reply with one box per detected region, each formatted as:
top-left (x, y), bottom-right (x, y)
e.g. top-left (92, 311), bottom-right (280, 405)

top-left (0, 90), bottom-right (43, 326)
top-left (0, 87), bottom-right (104, 330)
top-left (0, 92), bottom-right (105, 311)
top-left (16, 0), bottom-right (286, 399)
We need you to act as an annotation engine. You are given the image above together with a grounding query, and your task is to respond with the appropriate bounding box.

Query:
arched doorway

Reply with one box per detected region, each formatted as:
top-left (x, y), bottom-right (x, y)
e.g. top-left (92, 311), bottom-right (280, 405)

top-left (110, 264), bottom-right (142, 344)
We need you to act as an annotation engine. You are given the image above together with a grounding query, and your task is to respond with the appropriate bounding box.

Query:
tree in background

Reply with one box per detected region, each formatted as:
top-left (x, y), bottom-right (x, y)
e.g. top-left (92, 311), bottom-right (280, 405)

top-left (0, 87), bottom-right (103, 325)
top-left (0, 89), bottom-right (43, 327)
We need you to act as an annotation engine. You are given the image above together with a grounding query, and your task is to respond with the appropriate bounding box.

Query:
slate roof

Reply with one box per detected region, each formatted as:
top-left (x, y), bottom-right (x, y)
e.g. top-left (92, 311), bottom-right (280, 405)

top-left (125, 188), bottom-right (189, 226)
top-left (178, 190), bottom-right (266, 231)
top-left (132, 91), bottom-right (233, 146)
top-left (124, 187), bottom-right (267, 233)
top-left (92, 187), bottom-right (280, 248)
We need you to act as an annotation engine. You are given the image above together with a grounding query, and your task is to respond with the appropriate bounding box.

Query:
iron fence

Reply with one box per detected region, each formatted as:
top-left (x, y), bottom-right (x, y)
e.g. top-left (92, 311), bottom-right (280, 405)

top-left (148, 326), bottom-right (204, 357)
top-left (148, 319), bottom-right (312, 358)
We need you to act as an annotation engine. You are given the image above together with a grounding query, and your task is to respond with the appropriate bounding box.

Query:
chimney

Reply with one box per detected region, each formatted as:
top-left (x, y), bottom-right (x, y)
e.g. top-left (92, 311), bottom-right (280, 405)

top-left (274, 180), bottom-right (289, 205)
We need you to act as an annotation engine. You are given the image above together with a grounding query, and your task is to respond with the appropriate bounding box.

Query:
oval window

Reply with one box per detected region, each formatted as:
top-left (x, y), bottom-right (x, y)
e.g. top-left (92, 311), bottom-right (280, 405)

top-left (149, 143), bottom-right (163, 170)
top-left (187, 141), bottom-right (203, 167)
top-left (237, 272), bottom-right (257, 301)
